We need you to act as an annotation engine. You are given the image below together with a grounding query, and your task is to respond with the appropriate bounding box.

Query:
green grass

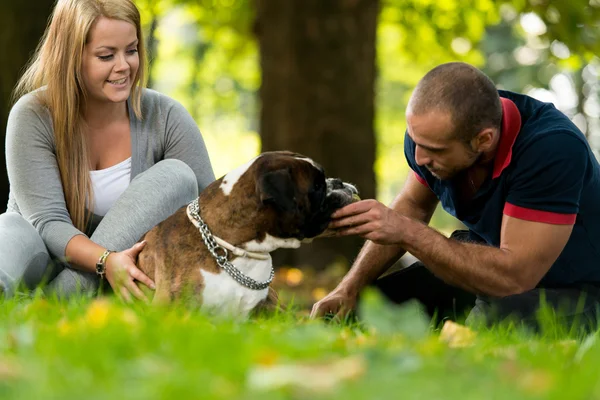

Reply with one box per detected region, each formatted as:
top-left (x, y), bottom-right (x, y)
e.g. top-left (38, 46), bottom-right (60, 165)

top-left (0, 289), bottom-right (599, 399)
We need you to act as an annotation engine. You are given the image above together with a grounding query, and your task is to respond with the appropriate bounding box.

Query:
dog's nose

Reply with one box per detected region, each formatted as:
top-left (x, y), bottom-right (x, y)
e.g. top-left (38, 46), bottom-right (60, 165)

top-left (343, 182), bottom-right (358, 195)
top-left (328, 178), bottom-right (344, 190)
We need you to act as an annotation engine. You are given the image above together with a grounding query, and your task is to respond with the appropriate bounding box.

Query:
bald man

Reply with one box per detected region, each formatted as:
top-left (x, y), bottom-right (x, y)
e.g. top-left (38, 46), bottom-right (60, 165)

top-left (312, 62), bottom-right (600, 330)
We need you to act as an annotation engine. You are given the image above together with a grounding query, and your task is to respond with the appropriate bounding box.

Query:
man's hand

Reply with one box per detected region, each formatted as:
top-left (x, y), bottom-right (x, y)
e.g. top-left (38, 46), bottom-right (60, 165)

top-left (105, 241), bottom-right (155, 303)
top-left (310, 285), bottom-right (357, 319)
top-left (329, 199), bottom-right (406, 245)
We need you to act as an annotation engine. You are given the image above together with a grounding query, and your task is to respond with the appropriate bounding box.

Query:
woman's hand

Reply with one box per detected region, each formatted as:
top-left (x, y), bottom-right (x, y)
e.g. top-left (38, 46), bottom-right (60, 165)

top-left (105, 241), bottom-right (155, 303)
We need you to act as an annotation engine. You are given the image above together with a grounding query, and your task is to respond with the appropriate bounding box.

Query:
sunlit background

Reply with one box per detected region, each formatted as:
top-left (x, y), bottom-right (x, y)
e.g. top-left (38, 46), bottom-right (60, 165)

top-left (136, 0), bottom-right (600, 232)
top-left (1, 0), bottom-right (598, 306)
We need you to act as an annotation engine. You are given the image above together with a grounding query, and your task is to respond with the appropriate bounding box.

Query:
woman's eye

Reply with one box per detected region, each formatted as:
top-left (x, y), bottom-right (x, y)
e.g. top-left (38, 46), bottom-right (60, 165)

top-left (97, 49), bottom-right (137, 61)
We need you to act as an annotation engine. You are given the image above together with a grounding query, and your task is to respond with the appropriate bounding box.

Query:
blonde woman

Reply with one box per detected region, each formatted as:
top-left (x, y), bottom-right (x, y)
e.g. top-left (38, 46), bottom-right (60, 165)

top-left (1, 0), bottom-right (215, 300)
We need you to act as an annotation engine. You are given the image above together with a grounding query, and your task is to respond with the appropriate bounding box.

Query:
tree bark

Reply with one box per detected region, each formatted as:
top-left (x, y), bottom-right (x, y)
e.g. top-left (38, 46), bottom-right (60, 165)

top-left (255, 0), bottom-right (379, 270)
top-left (0, 1), bottom-right (55, 213)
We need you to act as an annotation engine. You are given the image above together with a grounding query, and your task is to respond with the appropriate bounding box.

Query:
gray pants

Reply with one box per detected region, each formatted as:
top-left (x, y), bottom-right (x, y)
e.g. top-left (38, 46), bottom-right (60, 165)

top-left (0, 159), bottom-right (199, 298)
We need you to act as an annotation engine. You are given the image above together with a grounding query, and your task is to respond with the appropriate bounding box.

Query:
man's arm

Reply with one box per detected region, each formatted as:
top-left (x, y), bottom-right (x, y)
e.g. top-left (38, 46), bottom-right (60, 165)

top-left (334, 205), bottom-right (573, 297)
top-left (331, 132), bottom-right (585, 297)
top-left (402, 215), bottom-right (573, 296)
top-left (338, 173), bottom-right (438, 295)
top-left (310, 173), bottom-right (438, 318)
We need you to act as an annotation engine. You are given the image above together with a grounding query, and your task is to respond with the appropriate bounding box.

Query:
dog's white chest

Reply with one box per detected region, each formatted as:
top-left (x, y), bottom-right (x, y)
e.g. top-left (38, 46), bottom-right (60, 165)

top-left (199, 259), bottom-right (270, 318)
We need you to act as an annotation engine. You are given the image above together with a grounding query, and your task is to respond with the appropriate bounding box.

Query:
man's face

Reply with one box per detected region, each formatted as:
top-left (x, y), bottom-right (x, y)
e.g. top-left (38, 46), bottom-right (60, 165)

top-left (406, 110), bottom-right (480, 180)
top-left (81, 17), bottom-right (140, 105)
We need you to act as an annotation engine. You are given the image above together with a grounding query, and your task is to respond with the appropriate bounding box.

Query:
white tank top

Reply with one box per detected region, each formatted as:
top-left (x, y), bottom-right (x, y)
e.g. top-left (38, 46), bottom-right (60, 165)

top-left (89, 157), bottom-right (132, 216)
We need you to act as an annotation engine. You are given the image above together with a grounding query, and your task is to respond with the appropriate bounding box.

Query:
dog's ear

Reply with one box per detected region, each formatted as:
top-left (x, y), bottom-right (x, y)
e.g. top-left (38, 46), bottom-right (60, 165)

top-left (257, 168), bottom-right (297, 212)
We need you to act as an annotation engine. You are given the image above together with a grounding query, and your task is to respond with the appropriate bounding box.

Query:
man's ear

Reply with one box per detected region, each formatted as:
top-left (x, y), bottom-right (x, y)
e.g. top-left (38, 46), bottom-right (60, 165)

top-left (257, 169), bottom-right (297, 212)
top-left (473, 127), bottom-right (495, 152)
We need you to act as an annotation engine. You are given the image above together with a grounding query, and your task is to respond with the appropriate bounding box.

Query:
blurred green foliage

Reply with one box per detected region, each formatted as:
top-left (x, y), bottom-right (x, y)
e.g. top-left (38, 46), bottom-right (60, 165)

top-left (1, 294), bottom-right (599, 399)
top-left (135, 0), bottom-right (599, 232)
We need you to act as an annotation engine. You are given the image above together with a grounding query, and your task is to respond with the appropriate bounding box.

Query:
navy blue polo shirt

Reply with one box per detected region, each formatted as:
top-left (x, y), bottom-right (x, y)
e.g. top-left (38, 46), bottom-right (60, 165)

top-left (405, 90), bottom-right (600, 287)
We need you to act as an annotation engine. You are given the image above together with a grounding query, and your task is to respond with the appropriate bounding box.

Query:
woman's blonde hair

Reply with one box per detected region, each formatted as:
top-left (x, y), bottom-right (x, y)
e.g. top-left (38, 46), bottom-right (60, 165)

top-left (13, 0), bottom-right (147, 231)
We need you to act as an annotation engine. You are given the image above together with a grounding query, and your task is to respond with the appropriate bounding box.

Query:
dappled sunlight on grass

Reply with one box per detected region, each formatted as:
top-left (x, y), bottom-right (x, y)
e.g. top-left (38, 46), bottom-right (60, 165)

top-left (0, 289), bottom-right (599, 399)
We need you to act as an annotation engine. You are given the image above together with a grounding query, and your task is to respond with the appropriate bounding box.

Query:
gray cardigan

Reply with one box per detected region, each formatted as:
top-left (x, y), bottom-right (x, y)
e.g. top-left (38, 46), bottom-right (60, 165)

top-left (5, 88), bottom-right (215, 258)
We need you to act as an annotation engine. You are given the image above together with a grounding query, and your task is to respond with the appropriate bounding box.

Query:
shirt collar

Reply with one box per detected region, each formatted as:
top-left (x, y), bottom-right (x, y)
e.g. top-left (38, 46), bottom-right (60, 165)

top-left (492, 97), bottom-right (522, 179)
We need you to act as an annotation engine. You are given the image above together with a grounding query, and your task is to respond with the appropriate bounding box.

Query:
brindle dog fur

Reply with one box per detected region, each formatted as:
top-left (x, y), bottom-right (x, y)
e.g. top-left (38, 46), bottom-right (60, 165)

top-left (137, 151), bottom-right (357, 313)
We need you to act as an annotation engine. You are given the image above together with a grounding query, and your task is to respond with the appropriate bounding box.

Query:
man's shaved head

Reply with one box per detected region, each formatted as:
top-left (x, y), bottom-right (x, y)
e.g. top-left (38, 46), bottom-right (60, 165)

top-left (407, 62), bottom-right (502, 142)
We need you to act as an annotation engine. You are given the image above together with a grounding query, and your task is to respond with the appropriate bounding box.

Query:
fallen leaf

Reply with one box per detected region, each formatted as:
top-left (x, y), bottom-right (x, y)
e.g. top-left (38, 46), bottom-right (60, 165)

top-left (0, 358), bottom-right (22, 380)
top-left (439, 320), bottom-right (476, 348)
top-left (485, 345), bottom-right (518, 360)
top-left (499, 361), bottom-right (554, 395)
top-left (519, 369), bottom-right (554, 395)
top-left (247, 355), bottom-right (365, 392)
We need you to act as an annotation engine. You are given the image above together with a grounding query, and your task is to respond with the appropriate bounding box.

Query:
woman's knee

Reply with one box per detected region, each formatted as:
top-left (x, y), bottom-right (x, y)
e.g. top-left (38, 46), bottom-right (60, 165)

top-left (44, 268), bottom-right (99, 299)
top-left (0, 213), bottom-right (50, 293)
top-left (137, 159), bottom-right (199, 203)
top-left (0, 212), bottom-right (48, 257)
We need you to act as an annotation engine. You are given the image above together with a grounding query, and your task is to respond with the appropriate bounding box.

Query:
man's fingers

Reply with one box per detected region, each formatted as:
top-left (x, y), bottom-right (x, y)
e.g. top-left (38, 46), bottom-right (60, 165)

top-left (310, 302), bottom-right (330, 319)
top-left (335, 307), bottom-right (351, 321)
top-left (329, 214), bottom-right (371, 229)
top-left (309, 303), bottom-right (321, 319)
top-left (310, 300), bottom-right (340, 319)
top-left (130, 268), bottom-right (156, 290)
top-left (309, 305), bottom-right (321, 319)
top-left (331, 222), bottom-right (377, 238)
top-left (331, 200), bottom-right (377, 219)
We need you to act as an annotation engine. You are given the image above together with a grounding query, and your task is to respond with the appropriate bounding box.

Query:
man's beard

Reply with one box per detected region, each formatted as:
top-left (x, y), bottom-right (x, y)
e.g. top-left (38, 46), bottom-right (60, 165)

top-left (429, 150), bottom-right (483, 180)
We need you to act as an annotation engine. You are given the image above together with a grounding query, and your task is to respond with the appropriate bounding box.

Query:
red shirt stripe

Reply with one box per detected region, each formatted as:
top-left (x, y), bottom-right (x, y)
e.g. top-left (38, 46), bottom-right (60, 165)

top-left (504, 203), bottom-right (576, 225)
top-left (414, 170), bottom-right (428, 187)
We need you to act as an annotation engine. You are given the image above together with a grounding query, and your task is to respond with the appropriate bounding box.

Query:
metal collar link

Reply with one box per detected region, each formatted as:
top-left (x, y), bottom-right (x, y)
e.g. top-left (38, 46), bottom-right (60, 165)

top-left (188, 199), bottom-right (274, 290)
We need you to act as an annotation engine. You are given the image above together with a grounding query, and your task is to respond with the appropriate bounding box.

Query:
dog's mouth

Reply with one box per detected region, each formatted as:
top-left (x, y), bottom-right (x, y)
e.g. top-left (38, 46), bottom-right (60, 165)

top-left (300, 178), bottom-right (359, 240)
top-left (325, 178), bottom-right (360, 209)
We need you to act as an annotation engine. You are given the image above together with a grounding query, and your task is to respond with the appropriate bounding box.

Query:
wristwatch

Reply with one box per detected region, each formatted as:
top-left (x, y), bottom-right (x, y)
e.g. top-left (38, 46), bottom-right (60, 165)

top-left (96, 249), bottom-right (113, 278)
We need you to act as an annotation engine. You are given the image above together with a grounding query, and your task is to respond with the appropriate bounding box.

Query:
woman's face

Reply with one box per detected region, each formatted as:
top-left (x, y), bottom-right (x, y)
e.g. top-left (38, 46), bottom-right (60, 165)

top-left (81, 17), bottom-right (139, 105)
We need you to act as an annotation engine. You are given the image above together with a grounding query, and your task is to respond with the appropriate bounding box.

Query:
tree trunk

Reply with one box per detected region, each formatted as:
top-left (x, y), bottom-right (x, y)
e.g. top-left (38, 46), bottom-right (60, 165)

top-left (254, 0), bottom-right (379, 270)
top-left (0, 1), bottom-right (55, 213)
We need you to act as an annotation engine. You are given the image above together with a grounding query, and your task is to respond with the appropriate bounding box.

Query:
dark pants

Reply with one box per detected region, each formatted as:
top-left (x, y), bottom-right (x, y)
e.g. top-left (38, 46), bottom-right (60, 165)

top-left (374, 231), bottom-right (600, 332)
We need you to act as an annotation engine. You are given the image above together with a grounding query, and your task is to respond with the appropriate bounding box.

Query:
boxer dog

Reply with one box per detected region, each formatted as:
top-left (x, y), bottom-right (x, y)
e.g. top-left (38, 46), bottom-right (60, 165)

top-left (137, 151), bottom-right (358, 318)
